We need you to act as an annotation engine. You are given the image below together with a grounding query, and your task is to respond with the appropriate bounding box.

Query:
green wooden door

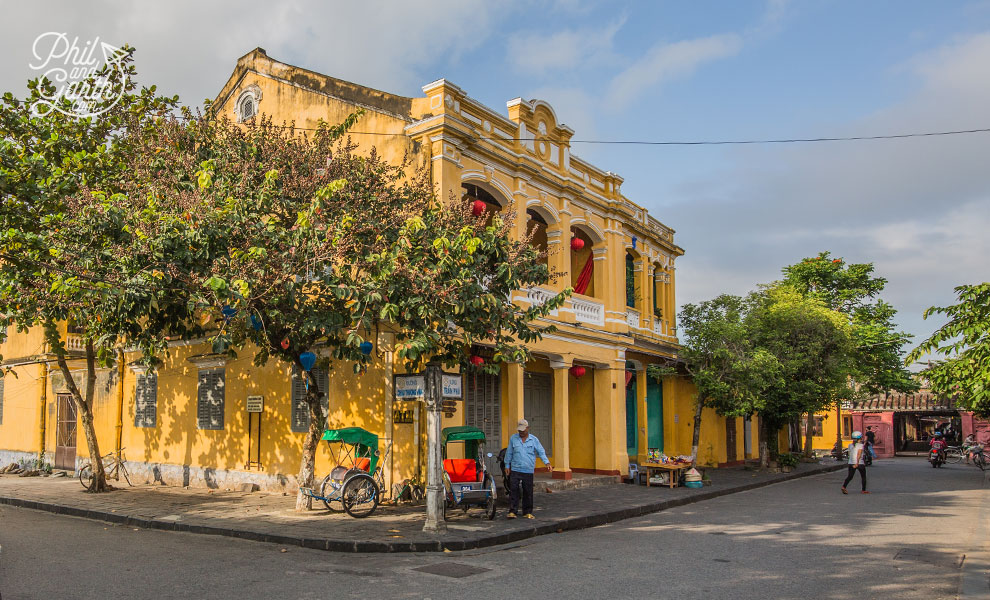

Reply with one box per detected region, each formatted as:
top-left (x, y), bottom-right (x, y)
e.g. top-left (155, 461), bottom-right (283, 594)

top-left (647, 378), bottom-right (663, 451)
top-left (626, 376), bottom-right (637, 456)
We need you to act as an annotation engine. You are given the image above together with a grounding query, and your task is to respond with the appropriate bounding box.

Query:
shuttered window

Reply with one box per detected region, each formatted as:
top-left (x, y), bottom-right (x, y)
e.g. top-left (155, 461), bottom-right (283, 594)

top-left (197, 368), bottom-right (225, 430)
top-left (291, 367), bottom-right (329, 433)
top-left (134, 372), bottom-right (157, 428)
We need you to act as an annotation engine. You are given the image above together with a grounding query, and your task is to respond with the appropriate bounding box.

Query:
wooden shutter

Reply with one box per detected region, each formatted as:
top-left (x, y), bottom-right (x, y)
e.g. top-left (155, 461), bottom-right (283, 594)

top-left (134, 372), bottom-right (158, 428)
top-left (197, 368), bottom-right (225, 430)
top-left (291, 367), bottom-right (329, 432)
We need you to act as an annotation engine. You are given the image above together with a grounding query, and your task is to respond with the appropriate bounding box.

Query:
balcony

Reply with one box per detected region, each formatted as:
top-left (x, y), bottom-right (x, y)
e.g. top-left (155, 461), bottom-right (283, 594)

top-left (653, 317), bottom-right (663, 336)
top-left (66, 334), bottom-right (86, 352)
top-left (571, 296), bottom-right (604, 326)
top-left (524, 286), bottom-right (559, 316)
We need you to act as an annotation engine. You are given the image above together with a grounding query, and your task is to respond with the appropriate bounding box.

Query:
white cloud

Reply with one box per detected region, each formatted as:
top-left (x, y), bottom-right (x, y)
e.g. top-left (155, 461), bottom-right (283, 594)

top-left (507, 18), bottom-right (624, 75)
top-left (606, 34), bottom-right (743, 108)
top-left (667, 31), bottom-right (990, 345)
top-left (0, 1), bottom-right (514, 107)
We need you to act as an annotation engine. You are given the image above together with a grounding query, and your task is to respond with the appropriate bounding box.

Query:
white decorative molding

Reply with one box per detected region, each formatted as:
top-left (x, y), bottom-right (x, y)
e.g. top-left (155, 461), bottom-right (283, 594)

top-left (523, 287), bottom-right (559, 317)
top-left (571, 297), bottom-right (604, 326)
top-left (626, 309), bottom-right (640, 328)
top-left (234, 84), bottom-right (262, 123)
top-left (187, 354), bottom-right (227, 369)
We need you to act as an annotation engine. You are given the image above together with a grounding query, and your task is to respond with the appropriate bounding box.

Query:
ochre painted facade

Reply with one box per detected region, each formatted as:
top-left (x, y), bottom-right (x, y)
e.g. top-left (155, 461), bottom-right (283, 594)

top-left (0, 48), bottom-right (770, 491)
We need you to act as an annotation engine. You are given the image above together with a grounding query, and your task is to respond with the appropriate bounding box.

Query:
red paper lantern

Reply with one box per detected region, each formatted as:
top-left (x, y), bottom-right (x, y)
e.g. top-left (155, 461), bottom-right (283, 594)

top-left (469, 355), bottom-right (485, 367)
top-left (570, 237), bottom-right (585, 251)
top-left (280, 338), bottom-right (290, 350)
top-left (471, 199), bottom-right (486, 217)
top-left (569, 365), bottom-right (586, 378)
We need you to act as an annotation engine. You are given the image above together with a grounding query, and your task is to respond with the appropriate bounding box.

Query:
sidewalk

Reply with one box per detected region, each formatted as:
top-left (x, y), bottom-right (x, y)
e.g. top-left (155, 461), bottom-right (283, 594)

top-left (0, 461), bottom-right (844, 553)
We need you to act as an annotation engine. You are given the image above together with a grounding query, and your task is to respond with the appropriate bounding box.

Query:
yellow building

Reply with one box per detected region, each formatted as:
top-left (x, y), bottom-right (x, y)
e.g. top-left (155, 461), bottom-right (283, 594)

top-left (0, 49), bottom-right (760, 492)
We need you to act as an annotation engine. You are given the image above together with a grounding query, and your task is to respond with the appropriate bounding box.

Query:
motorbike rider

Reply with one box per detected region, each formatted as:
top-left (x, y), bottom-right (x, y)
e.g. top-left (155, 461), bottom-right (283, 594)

top-left (929, 431), bottom-right (948, 462)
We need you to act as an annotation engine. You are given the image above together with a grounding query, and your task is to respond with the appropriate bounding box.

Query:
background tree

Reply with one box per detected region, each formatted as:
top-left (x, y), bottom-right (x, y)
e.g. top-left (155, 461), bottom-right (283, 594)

top-left (0, 52), bottom-right (198, 491)
top-left (747, 286), bottom-right (854, 463)
top-left (907, 283), bottom-right (990, 417)
top-left (782, 251), bottom-right (916, 455)
top-left (648, 294), bottom-right (781, 466)
top-left (129, 111), bottom-right (568, 510)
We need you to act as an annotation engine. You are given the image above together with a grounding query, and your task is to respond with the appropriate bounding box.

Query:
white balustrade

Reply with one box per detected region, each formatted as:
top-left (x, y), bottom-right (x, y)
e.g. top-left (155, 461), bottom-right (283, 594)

top-left (626, 308), bottom-right (640, 328)
top-left (653, 317), bottom-right (663, 336)
top-left (525, 287), bottom-right (558, 315)
top-left (571, 297), bottom-right (604, 326)
top-left (66, 334), bottom-right (85, 351)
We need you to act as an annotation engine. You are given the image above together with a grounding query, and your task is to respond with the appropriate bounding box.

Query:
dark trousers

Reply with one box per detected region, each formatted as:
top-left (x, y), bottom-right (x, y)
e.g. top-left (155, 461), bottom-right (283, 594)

top-left (843, 465), bottom-right (867, 490)
top-left (509, 472), bottom-right (534, 515)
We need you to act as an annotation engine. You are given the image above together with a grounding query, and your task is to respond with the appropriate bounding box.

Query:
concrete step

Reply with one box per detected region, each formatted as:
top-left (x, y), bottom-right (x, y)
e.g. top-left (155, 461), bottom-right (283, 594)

top-left (535, 473), bottom-right (620, 493)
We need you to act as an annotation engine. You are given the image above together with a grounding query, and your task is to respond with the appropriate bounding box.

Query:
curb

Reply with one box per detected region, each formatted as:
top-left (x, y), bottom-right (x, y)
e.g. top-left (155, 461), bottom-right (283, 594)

top-left (0, 463), bottom-right (845, 553)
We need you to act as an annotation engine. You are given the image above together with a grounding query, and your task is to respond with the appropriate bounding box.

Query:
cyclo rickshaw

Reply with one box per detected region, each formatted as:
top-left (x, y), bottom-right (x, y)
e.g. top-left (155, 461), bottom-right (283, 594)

top-left (300, 427), bottom-right (390, 518)
top-left (441, 426), bottom-right (498, 520)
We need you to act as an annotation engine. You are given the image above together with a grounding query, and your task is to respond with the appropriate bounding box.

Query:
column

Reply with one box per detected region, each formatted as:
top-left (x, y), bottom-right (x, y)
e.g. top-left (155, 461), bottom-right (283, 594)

top-left (667, 266), bottom-right (677, 335)
top-left (422, 363), bottom-right (446, 534)
top-left (594, 361), bottom-right (626, 475)
top-left (550, 360), bottom-right (571, 479)
top-left (636, 367), bottom-right (648, 463)
top-left (503, 362), bottom-right (526, 447)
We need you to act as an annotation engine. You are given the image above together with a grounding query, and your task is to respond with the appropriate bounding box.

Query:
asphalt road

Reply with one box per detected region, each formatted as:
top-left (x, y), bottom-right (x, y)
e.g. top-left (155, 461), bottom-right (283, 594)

top-left (1, 457), bottom-right (987, 600)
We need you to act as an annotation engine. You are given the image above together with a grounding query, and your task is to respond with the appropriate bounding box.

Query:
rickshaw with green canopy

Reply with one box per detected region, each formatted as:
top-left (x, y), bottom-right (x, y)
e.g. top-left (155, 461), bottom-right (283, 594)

top-left (441, 425), bottom-right (498, 520)
top-left (300, 426), bottom-right (390, 518)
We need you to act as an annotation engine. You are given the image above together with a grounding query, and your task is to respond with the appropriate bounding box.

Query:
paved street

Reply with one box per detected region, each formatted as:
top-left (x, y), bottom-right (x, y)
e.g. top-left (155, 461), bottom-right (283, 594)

top-left (1, 458), bottom-right (987, 600)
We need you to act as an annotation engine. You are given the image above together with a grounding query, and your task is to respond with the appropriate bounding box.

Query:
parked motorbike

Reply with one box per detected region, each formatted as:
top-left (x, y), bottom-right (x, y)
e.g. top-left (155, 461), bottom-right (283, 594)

top-left (929, 448), bottom-right (945, 468)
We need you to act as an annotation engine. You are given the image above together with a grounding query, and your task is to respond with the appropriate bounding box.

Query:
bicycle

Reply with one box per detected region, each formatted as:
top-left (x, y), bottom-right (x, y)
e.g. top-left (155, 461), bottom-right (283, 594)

top-left (391, 478), bottom-right (425, 504)
top-left (945, 445), bottom-right (965, 464)
top-left (78, 448), bottom-right (132, 489)
top-left (973, 448), bottom-right (987, 472)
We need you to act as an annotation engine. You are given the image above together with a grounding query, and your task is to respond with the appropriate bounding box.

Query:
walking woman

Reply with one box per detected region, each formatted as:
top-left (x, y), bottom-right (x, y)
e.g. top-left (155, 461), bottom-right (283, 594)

top-left (841, 431), bottom-right (869, 494)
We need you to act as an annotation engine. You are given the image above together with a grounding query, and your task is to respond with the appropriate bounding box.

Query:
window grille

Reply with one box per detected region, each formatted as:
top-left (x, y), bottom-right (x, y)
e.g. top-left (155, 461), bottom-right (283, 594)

top-left (134, 372), bottom-right (157, 428)
top-left (291, 367), bottom-right (329, 432)
top-left (197, 368), bottom-right (225, 430)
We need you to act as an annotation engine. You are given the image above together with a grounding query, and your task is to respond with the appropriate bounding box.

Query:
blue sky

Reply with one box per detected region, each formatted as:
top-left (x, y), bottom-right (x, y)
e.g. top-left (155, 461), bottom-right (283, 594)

top-left (3, 1), bottom-right (989, 359)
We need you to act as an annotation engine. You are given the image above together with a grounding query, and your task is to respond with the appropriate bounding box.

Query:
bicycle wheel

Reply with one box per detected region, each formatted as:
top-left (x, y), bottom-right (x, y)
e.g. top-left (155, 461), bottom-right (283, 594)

top-left (483, 473), bottom-right (497, 520)
top-left (319, 474), bottom-right (345, 512)
top-left (342, 474), bottom-right (379, 518)
top-left (977, 453), bottom-right (987, 472)
top-left (945, 450), bottom-right (963, 464)
top-left (78, 465), bottom-right (93, 490)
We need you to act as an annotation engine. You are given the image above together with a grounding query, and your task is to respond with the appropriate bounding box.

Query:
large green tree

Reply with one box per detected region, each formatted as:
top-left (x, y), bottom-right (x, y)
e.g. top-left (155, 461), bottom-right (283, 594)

top-left (129, 111), bottom-right (568, 509)
top-left (907, 283), bottom-right (990, 417)
top-left (0, 51), bottom-right (202, 491)
top-left (782, 251), bottom-right (916, 454)
top-left (747, 286), bottom-right (854, 463)
top-left (649, 294), bottom-right (782, 466)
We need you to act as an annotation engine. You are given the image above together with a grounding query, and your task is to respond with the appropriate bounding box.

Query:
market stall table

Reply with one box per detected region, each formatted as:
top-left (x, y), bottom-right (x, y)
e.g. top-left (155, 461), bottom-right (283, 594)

top-left (640, 462), bottom-right (692, 488)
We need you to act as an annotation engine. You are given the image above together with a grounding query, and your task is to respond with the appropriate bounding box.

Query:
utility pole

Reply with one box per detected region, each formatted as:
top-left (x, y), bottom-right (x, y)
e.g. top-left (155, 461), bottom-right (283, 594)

top-left (422, 362), bottom-right (447, 534)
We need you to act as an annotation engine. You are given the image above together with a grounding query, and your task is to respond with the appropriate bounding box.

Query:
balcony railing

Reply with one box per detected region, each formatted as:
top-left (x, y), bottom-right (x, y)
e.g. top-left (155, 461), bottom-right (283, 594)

top-left (572, 297), bottom-right (604, 326)
top-left (524, 287), bottom-right (558, 316)
top-left (66, 334), bottom-right (86, 352)
top-left (626, 308), bottom-right (640, 329)
top-left (653, 317), bottom-right (663, 336)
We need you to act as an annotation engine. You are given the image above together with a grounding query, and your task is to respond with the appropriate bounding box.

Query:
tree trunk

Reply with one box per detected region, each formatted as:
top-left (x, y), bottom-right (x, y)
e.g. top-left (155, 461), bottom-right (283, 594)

top-left (295, 367), bottom-right (322, 511)
top-left (803, 413), bottom-right (815, 457)
top-left (56, 340), bottom-right (109, 492)
top-left (758, 415), bottom-right (771, 469)
top-left (689, 397), bottom-right (704, 465)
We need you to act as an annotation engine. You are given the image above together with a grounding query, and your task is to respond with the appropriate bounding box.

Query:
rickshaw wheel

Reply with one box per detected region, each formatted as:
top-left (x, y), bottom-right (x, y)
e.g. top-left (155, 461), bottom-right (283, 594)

top-left (483, 473), bottom-right (497, 520)
top-left (319, 474), bottom-right (344, 512)
top-left (342, 474), bottom-right (379, 518)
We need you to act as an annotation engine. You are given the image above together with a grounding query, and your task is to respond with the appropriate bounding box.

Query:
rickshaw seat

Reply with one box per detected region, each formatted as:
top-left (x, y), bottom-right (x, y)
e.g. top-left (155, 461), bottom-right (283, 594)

top-left (444, 459), bottom-right (477, 483)
top-left (354, 457), bottom-right (371, 472)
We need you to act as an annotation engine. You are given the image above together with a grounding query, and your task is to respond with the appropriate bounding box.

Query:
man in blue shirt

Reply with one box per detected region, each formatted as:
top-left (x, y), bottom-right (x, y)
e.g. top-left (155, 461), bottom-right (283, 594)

top-left (504, 419), bottom-right (551, 519)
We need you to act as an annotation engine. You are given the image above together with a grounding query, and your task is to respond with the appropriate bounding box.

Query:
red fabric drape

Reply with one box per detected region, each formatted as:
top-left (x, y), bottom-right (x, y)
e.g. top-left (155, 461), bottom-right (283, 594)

top-left (574, 254), bottom-right (594, 295)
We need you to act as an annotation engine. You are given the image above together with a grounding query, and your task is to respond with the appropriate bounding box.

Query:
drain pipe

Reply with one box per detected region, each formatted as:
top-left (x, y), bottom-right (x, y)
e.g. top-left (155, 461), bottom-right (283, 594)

top-left (115, 349), bottom-right (125, 453)
top-left (38, 361), bottom-right (48, 466)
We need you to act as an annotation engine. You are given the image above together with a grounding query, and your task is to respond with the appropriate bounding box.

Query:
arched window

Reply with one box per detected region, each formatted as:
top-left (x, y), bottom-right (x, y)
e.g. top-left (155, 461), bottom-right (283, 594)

top-left (652, 267), bottom-right (662, 318)
top-left (526, 209), bottom-right (548, 265)
top-left (239, 95), bottom-right (256, 121)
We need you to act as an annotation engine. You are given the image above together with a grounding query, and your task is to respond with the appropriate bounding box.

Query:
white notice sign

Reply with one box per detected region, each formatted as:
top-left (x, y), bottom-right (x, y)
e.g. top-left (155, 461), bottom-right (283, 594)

top-left (395, 375), bottom-right (426, 399)
top-left (246, 395), bottom-right (264, 413)
top-left (441, 374), bottom-right (463, 399)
